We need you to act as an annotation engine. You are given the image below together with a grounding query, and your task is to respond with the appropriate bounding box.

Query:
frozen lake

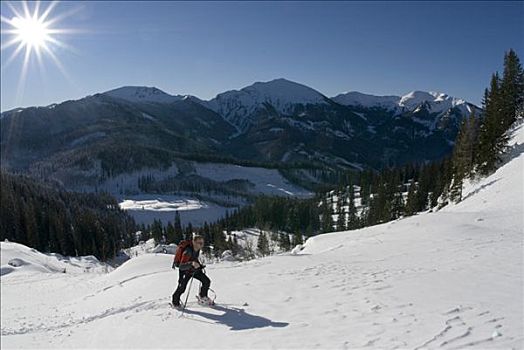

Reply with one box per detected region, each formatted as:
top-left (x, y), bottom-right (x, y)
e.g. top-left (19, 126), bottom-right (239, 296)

top-left (118, 194), bottom-right (235, 227)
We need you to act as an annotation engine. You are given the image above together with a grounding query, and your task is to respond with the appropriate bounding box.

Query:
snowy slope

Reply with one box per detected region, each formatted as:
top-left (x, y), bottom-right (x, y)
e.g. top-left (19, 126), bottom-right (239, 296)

top-left (79, 160), bottom-right (310, 226)
top-left (103, 86), bottom-right (183, 104)
top-left (333, 90), bottom-right (476, 115)
top-left (1, 126), bottom-right (523, 349)
top-left (193, 162), bottom-right (311, 197)
top-left (0, 242), bottom-right (111, 276)
top-left (85, 160), bottom-right (310, 199)
top-left (399, 91), bottom-right (471, 114)
top-left (205, 78), bottom-right (329, 131)
top-left (122, 239), bottom-right (178, 259)
top-left (332, 91), bottom-right (401, 110)
top-left (119, 197), bottom-right (205, 212)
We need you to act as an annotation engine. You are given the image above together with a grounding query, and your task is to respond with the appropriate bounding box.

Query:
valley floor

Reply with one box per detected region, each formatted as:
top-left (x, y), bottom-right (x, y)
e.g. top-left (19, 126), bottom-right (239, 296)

top-left (1, 126), bottom-right (523, 349)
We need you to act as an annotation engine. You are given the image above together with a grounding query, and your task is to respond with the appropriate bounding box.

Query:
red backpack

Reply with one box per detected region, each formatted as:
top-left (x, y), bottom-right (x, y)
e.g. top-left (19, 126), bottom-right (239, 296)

top-left (172, 240), bottom-right (191, 269)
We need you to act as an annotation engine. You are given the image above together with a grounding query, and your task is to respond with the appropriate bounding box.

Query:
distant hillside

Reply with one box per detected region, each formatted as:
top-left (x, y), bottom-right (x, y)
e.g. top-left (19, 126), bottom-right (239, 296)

top-left (0, 79), bottom-right (481, 194)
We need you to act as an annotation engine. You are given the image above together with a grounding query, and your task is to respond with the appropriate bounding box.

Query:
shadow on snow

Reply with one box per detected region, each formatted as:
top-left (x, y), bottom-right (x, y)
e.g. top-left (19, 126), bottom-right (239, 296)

top-left (183, 305), bottom-right (289, 331)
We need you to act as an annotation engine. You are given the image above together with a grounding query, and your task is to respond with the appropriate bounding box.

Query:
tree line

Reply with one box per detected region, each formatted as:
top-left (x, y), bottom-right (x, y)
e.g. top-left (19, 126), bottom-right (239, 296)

top-left (0, 172), bottom-right (137, 261)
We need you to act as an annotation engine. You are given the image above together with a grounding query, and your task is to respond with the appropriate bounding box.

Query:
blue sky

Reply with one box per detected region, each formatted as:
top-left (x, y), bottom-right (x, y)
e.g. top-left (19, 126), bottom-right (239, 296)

top-left (1, 1), bottom-right (523, 111)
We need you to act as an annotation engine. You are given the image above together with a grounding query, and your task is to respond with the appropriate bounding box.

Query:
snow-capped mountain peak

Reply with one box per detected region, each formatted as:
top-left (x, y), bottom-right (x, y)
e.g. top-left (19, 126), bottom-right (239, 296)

top-left (205, 78), bottom-right (329, 131)
top-left (103, 86), bottom-right (183, 104)
top-left (334, 89), bottom-right (476, 115)
top-left (398, 90), bottom-right (470, 114)
top-left (332, 91), bottom-right (400, 110)
top-left (240, 78), bottom-right (328, 106)
top-left (398, 90), bottom-right (437, 109)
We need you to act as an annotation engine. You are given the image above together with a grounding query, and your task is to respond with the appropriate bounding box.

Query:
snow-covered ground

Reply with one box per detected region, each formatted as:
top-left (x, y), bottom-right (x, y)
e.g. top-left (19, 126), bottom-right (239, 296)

top-left (114, 160), bottom-right (311, 226)
top-left (103, 86), bottom-right (183, 104)
top-left (193, 162), bottom-right (311, 197)
top-left (1, 242), bottom-right (112, 276)
top-left (229, 228), bottom-right (295, 256)
top-left (122, 239), bottom-right (177, 259)
top-left (333, 90), bottom-right (475, 116)
top-left (119, 198), bottom-right (205, 212)
top-left (204, 78), bottom-right (329, 131)
top-left (86, 160), bottom-right (310, 199)
top-left (119, 194), bottom-right (232, 226)
top-left (98, 160), bottom-right (311, 226)
top-left (1, 126), bottom-right (523, 349)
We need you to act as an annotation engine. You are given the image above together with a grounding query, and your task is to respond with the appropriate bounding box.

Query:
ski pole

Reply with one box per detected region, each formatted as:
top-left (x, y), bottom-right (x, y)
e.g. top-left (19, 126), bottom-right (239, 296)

top-left (180, 273), bottom-right (194, 317)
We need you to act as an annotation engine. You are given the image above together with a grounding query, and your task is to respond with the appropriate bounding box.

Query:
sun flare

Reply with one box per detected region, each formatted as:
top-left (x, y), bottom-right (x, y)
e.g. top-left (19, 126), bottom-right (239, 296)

top-left (1, 1), bottom-right (77, 101)
top-left (1, 1), bottom-right (67, 62)
top-left (10, 15), bottom-right (51, 50)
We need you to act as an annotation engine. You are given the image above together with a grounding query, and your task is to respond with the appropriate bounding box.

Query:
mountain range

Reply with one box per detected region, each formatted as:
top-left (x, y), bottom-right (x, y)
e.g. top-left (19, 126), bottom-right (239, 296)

top-left (0, 78), bottom-right (481, 190)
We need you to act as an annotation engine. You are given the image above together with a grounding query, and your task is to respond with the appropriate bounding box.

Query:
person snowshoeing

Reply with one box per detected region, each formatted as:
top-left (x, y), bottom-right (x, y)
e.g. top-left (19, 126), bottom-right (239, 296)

top-left (172, 235), bottom-right (212, 307)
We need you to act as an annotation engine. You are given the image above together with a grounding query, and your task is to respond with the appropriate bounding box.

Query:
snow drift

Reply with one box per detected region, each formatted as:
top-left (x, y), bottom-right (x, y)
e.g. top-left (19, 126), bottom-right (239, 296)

top-left (0, 241), bottom-right (111, 276)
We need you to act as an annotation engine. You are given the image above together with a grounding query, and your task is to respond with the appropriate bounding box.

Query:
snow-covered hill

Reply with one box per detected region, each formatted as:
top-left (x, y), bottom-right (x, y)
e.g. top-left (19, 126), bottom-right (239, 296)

top-left (331, 91), bottom-right (401, 110)
top-left (103, 86), bottom-right (184, 104)
top-left (204, 78), bottom-right (330, 132)
top-left (1, 241), bottom-right (111, 276)
top-left (2, 124), bottom-right (522, 349)
top-left (333, 90), bottom-right (477, 116)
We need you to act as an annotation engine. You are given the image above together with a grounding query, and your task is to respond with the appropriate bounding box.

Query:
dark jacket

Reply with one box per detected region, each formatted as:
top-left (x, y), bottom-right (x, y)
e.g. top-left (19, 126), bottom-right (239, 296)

top-left (178, 243), bottom-right (201, 272)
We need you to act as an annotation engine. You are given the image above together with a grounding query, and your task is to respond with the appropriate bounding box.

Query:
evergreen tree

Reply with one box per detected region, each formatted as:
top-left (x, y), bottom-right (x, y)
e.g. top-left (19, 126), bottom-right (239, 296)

top-left (228, 234), bottom-right (241, 256)
top-left (292, 231), bottom-right (303, 246)
top-left (184, 222), bottom-right (193, 240)
top-left (305, 224), bottom-right (314, 237)
top-left (405, 180), bottom-right (418, 216)
top-left (279, 232), bottom-right (291, 251)
top-left (212, 226), bottom-right (227, 254)
top-left (336, 191), bottom-right (346, 231)
top-left (475, 51), bottom-right (523, 175)
top-left (379, 175), bottom-right (394, 222)
top-left (321, 195), bottom-right (333, 233)
top-left (450, 112), bottom-right (479, 202)
top-left (24, 202), bottom-right (39, 249)
top-left (257, 232), bottom-right (270, 256)
top-left (476, 73), bottom-right (503, 174)
top-left (173, 211), bottom-right (183, 243)
top-left (151, 219), bottom-right (163, 243)
top-left (500, 49), bottom-right (524, 128)
top-left (415, 167), bottom-right (431, 212)
top-left (201, 222), bottom-right (212, 251)
top-left (346, 185), bottom-right (358, 229)
top-left (390, 175), bottom-right (405, 219)
top-left (359, 170), bottom-right (372, 206)
top-left (165, 221), bottom-right (175, 243)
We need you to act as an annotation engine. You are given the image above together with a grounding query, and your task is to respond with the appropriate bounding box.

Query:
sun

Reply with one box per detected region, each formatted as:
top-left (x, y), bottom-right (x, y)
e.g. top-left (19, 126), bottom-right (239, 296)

top-left (1, 1), bottom-right (66, 62)
top-left (1, 1), bottom-right (78, 101)
top-left (10, 14), bottom-right (51, 50)
top-left (1, 1), bottom-right (69, 63)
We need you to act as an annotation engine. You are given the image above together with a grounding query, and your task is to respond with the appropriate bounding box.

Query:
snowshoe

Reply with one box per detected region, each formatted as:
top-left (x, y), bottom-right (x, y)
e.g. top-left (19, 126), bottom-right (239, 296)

top-left (196, 295), bottom-right (215, 306)
top-left (170, 302), bottom-right (183, 310)
top-left (170, 296), bottom-right (183, 309)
